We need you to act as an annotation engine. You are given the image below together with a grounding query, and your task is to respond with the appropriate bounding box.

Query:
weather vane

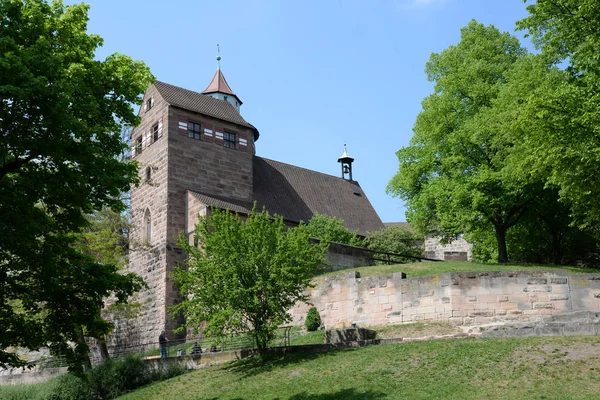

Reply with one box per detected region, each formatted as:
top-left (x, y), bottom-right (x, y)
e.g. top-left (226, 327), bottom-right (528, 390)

top-left (217, 44), bottom-right (221, 70)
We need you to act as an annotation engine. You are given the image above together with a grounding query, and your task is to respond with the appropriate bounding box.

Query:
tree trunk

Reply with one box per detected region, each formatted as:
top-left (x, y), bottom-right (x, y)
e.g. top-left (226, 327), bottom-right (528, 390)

top-left (551, 231), bottom-right (563, 265)
top-left (99, 336), bottom-right (110, 362)
top-left (495, 225), bottom-right (508, 263)
top-left (77, 327), bottom-right (92, 372)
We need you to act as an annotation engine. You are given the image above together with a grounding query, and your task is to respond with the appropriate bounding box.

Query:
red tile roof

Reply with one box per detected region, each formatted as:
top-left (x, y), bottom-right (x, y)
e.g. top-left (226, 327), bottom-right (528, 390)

top-left (201, 70), bottom-right (242, 104)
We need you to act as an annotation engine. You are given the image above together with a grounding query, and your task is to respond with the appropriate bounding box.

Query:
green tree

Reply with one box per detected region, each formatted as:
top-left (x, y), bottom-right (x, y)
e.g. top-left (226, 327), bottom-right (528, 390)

top-left (387, 21), bottom-right (535, 263)
top-left (172, 208), bottom-right (328, 351)
top-left (306, 213), bottom-right (363, 246)
top-left (0, 0), bottom-right (152, 372)
top-left (517, 0), bottom-right (600, 229)
top-left (365, 226), bottom-right (423, 263)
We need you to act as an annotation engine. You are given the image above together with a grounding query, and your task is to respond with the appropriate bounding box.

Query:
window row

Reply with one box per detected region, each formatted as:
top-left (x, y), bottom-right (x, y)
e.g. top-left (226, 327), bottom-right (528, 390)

top-left (132, 118), bottom-right (163, 157)
top-left (179, 119), bottom-right (242, 150)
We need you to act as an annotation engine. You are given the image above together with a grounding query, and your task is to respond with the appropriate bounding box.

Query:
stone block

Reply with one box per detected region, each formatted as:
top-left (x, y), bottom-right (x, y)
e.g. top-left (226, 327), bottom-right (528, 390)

top-left (497, 295), bottom-right (509, 302)
top-left (550, 277), bottom-right (568, 284)
top-left (564, 324), bottom-right (595, 336)
top-left (378, 296), bottom-right (389, 304)
top-left (533, 302), bottom-right (554, 310)
top-left (441, 297), bottom-right (450, 304)
top-left (496, 309), bottom-right (507, 316)
top-left (469, 311), bottom-right (494, 317)
top-left (527, 278), bottom-right (547, 285)
top-left (467, 296), bottom-right (477, 302)
top-left (523, 310), bottom-right (539, 315)
top-left (413, 314), bottom-right (425, 321)
top-left (523, 286), bottom-right (552, 293)
top-left (453, 311), bottom-right (468, 317)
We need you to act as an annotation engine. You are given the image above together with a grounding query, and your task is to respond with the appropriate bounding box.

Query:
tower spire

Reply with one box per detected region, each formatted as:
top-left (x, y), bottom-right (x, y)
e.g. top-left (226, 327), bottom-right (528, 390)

top-left (216, 44), bottom-right (221, 70)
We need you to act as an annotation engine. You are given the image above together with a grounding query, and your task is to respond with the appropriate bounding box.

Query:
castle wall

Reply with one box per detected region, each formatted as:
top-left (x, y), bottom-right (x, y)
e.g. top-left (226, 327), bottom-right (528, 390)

top-left (289, 269), bottom-right (600, 329)
top-left (424, 235), bottom-right (472, 261)
top-left (111, 86), bottom-right (171, 348)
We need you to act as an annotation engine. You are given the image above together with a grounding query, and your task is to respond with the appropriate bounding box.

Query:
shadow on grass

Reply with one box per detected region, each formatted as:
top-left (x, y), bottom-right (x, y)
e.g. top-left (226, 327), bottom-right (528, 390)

top-left (286, 388), bottom-right (387, 399)
top-left (221, 347), bottom-right (353, 378)
top-left (202, 388), bottom-right (386, 400)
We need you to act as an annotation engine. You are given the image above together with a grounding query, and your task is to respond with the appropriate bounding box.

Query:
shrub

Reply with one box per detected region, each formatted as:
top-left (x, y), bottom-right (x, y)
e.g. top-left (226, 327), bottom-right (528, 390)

top-left (365, 226), bottom-right (423, 263)
top-left (305, 307), bottom-right (321, 332)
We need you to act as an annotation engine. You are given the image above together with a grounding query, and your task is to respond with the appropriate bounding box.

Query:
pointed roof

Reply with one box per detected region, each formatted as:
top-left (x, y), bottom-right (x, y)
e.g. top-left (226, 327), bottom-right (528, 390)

top-left (201, 70), bottom-right (242, 105)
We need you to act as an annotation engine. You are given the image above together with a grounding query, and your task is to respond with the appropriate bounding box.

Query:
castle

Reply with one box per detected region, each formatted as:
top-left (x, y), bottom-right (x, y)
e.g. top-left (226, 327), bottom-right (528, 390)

top-left (117, 57), bottom-right (384, 346)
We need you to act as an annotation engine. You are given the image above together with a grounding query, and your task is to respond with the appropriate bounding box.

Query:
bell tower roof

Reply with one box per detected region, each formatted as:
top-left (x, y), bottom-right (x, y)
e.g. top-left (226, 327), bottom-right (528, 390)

top-left (201, 45), bottom-right (243, 108)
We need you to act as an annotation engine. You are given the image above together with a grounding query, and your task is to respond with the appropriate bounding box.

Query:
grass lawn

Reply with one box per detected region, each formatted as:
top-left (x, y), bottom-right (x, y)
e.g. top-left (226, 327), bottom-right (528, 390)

top-left (117, 336), bottom-right (600, 400)
top-left (320, 260), bottom-right (598, 279)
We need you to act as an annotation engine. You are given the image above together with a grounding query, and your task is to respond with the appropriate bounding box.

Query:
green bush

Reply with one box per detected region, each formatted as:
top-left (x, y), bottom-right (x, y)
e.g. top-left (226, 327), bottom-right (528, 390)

top-left (305, 307), bottom-right (321, 332)
top-left (0, 355), bottom-right (187, 400)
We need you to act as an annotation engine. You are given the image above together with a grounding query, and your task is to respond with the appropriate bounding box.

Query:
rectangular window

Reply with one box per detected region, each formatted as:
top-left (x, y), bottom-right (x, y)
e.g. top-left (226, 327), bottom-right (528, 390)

top-left (146, 97), bottom-right (153, 111)
top-left (133, 137), bottom-right (142, 157)
top-left (187, 122), bottom-right (201, 140)
top-left (223, 132), bottom-right (236, 149)
top-left (152, 123), bottom-right (159, 143)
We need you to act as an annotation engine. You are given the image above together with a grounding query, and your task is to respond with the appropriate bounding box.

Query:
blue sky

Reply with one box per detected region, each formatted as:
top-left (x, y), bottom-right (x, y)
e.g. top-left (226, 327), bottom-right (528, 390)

top-left (72, 0), bottom-right (533, 223)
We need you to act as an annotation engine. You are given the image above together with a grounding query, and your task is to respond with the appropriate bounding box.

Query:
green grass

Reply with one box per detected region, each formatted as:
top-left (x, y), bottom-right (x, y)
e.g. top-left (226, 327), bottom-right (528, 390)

top-left (116, 336), bottom-right (600, 400)
top-left (321, 260), bottom-right (597, 279)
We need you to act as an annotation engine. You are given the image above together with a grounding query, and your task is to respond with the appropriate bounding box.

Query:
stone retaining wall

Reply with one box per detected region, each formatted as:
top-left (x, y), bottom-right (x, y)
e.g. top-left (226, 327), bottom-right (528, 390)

top-left (289, 269), bottom-right (600, 329)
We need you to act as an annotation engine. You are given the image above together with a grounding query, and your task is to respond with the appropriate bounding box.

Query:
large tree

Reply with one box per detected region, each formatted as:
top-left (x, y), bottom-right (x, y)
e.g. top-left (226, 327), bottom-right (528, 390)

top-left (388, 21), bottom-right (536, 263)
top-left (0, 0), bottom-right (152, 372)
top-left (172, 208), bottom-right (328, 351)
top-left (517, 0), bottom-right (600, 229)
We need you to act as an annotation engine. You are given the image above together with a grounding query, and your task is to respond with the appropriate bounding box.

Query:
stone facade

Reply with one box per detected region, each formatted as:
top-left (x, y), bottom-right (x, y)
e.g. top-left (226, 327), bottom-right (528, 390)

top-left (424, 234), bottom-right (472, 261)
top-left (112, 86), bottom-right (257, 347)
top-left (289, 269), bottom-right (600, 329)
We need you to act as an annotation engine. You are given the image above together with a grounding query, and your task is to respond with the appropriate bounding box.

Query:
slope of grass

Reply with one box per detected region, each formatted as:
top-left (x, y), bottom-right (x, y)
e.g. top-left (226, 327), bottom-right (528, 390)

top-left (118, 336), bottom-right (600, 400)
top-left (321, 260), bottom-right (597, 279)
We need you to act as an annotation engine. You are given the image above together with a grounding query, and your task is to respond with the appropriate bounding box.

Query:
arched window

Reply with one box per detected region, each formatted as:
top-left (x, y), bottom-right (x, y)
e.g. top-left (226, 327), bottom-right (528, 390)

top-left (145, 166), bottom-right (151, 182)
top-left (144, 209), bottom-right (151, 243)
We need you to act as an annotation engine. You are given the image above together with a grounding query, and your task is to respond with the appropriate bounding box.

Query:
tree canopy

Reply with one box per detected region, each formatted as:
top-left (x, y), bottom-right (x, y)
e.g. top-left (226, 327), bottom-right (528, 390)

top-left (387, 21), bottom-right (536, 262)
top-left (0, 0), bottom-right (152, 371)
top-left (172, 208), bottom-right (328, 351)
top-left (516, 0), bottom-right (600, 230)
top-left (305, 213), bottom-right (363, 246)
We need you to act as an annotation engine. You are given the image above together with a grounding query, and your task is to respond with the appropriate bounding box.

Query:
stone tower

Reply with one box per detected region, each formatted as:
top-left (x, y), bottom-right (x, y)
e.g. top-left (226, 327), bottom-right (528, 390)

top-left (114, 61), bottom-right (259, 347)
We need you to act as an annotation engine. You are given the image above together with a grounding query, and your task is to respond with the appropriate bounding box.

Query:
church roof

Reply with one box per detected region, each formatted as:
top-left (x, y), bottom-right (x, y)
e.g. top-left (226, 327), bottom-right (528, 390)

top-left (153, 81), bottom-right (257, 139)
top-left (201, 70), bottom-right (242, 104)
top-left (188, 157), bottom-right (384, 236)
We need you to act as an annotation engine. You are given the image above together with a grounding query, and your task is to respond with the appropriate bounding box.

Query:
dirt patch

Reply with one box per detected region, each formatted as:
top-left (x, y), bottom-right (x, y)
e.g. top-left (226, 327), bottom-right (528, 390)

top-left (511, 342), bottom-right (600, 365)
top-left (375, 322), bottom-right (460, 339)
top-left (288, 368), bottom-right (306, 377)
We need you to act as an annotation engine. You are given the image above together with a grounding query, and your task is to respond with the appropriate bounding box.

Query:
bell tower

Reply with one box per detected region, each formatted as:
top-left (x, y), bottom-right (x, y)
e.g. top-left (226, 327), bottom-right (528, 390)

top-left (338, 144), bottom-right (354, 181)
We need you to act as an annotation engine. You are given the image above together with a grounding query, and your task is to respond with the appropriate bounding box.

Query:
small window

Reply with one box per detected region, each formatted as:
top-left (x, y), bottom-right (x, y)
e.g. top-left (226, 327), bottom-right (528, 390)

top-left (223, 132), bottom-right (236, 149)
top-left (133, 137), bottom-right (142, 157)
top-left (223, 95), bottom-right (228, 102)
top-left (144, 209), bottom-right (151, 244)
top-left (146, 97), bottom-right (153, 111)
top-left (145, 166), bottom-right (151, 182)
top-left (152, 123), bottom-right (159, 142)
top-left (187, 122), bottom-right (201, 140)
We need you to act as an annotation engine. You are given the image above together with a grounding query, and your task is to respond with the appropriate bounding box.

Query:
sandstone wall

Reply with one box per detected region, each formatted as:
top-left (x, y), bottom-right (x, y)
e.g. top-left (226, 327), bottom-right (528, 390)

top-left (424, 235), bottom-right (472, 261)
top-left (290, 269), bottom-right (600, 329)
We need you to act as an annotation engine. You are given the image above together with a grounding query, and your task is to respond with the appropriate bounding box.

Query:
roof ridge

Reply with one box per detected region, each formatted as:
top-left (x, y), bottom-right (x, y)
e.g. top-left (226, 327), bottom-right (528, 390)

top-left (256, 156), bottom-right (361, 187)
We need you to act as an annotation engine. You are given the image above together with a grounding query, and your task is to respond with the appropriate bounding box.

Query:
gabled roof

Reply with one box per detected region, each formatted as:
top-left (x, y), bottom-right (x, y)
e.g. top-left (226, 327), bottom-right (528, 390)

top-left (201, 70), bottom-right (242, 104)
top-left (252, 157), bottom-right (384, 236)
top-left (153, 81), bottom-right (257, 140)
top-left (188, 157), bottom-right (384, 236)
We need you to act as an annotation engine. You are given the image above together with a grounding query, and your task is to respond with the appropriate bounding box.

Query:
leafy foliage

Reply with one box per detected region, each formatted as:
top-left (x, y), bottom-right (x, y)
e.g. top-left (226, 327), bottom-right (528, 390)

top-left (387, 21), bottom-right (535, 262)
top-left (365, 226), bottom-right (423, 263)
top-left (0, 0), bottom-right (152, 371)
top-left (172, 207), bottom-right (328, 350)
top-left (306, 213), bottom-right (363, 246)
top-left (516, 0), bottom-right (600, 230)
top-left (305, 307), bottom-right (321, 332)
